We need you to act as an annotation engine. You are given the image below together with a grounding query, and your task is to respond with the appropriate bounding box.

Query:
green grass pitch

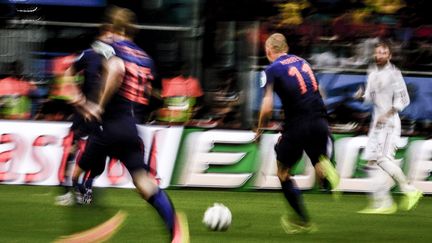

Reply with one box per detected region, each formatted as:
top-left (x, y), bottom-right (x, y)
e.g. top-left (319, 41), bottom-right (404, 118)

top-left (0, 185), bottom-right (431, 242)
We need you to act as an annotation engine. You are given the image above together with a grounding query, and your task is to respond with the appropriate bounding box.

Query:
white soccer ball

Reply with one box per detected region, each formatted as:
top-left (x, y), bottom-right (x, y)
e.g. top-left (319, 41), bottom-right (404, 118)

top-left (202, 203), bottom-right (232, 231)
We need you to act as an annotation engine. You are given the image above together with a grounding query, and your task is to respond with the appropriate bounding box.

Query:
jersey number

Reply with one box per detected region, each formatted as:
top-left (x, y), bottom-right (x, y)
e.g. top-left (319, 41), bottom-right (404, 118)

top-left (135, 66), bottom-right (153, 97)
top-left (288, 63), bottom-right (318, 94)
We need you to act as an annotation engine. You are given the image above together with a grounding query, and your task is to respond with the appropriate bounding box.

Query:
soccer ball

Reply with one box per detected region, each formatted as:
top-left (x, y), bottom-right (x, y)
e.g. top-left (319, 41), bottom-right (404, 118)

top-left (202, 203), bottom-right (232, 231)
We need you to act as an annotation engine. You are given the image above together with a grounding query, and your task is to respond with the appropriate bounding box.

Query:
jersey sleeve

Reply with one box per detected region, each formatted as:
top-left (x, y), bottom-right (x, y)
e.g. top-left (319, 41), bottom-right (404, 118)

top-left (263, 66), bottom-right (275, 88)
top-left (73, 51), bottom-right (86, 72)
top-left (363, 73), bottom-right (373, 104)
top-left (392, 70), bottom-right (410, 111)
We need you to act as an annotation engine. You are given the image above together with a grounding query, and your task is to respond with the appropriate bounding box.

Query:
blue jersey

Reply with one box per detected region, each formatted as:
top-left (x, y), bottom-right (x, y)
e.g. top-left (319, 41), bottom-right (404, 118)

top-left (103, 40), bottom-right (154, 120)
top-left (264, 54), bottom-right (326, 126)
top-left (74, 50), bottom-right (104, 102)
top-left (74, 41), bottom-right (114, 103)
top-left (112, 40), bottom-right (155, 105)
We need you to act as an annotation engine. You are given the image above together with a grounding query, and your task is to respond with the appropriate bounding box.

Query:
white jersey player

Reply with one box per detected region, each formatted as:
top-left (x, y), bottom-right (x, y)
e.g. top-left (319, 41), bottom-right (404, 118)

top-left (358, 42), bottom-right (422, 214)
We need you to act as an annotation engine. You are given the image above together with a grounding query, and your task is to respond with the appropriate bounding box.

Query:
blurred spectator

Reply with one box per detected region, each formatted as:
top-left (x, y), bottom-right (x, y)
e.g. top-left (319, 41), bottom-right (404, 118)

top-left (275, 0), bottom-right (310, 27)
top-left (203, 69), bottom-right (242, 128)
top-left (364, 0), bottom-right (405, 14)
top-left (0, 60), bottom-right (36, 120)
top-left (157, 63), bottom-right (204, 123)
top-left (34, 54), bottom-right (80, 121)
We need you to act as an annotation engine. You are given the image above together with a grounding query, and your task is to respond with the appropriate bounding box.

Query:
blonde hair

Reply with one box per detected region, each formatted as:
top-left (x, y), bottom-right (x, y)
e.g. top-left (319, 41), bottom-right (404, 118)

top-left (265, 33), bottom-right (289, 54)
top-left (106, 6), bottom-right (137, 38)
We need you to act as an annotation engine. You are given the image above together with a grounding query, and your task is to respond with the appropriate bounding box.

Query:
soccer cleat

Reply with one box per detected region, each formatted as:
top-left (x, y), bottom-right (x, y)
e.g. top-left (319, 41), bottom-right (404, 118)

top-left (357, 203), bottom-right (397, 214)
top-left (55, 191), bottom-right (75, 206)
top-left (172, 211), bottom-right (190, 243)
top-left (73, 186), bottom-right (84, 205)
top-left (400, 189), bottom-right (423, 211)
top-left (82, 188), bottom-right (93, 205)
top-left (280, 216), bottom-right (317, 234)
top-left (319, 156), bottom-right (341, 199)
top-left (54, 210), bottom-right (127, 243)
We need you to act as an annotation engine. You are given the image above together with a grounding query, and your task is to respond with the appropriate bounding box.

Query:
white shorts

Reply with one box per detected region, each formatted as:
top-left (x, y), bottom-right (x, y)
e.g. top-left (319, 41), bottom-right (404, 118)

top-left (363, 122), bottom-right (401, 161)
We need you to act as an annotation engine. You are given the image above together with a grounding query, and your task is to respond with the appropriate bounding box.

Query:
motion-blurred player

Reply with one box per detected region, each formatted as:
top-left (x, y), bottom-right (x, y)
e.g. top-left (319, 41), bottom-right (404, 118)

top-left (358, 41), bottom-right (422, 214)
top-left (75, 7), bottom-right (189, 243)
top-left (257, 33), bottom-right (340, 234)
top-left (55, 23), bottom-right (115, 206)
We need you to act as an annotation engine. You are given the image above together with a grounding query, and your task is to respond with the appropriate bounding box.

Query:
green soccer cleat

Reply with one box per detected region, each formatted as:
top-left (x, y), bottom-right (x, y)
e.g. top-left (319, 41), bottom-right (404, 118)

top-left (280, 216), bottom-right (318, 234)
top-left (400, 189), bottom-right (423, 211)
top-left (319, 156), bottom-right (341, 198)
top-left (357, 203), bottom-right (397, 215)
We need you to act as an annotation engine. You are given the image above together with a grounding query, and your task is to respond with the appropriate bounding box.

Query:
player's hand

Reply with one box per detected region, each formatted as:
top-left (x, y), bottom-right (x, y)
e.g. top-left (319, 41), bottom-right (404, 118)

top-left (376, 114), bottom-right (388, 127)
top-left (353, 86), bottom-right (364, 100)
top-left (80, 101), bottom-right (103, 122)
top-left (253, 127), bottom-right (263, 143)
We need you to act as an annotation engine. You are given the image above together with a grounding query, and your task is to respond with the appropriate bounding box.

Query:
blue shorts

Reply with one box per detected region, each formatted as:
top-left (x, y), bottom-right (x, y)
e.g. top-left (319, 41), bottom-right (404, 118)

top-left (78, 116), bottom-right (148, 174)
top-left (275, 118), bottom-right (330, 168)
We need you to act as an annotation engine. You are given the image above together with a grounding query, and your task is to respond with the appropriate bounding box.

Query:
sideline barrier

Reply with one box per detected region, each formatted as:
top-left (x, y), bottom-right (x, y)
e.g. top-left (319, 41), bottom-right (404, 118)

top-left (0, 121), bottom-right (431, 193)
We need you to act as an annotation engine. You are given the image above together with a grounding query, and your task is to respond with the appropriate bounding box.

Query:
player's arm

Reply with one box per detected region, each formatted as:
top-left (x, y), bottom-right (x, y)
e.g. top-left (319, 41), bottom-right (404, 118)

top-left (392, 70), bottom-right (410, 112)
top-left (378, 71), bottom-right (410, 124)
top-left (81, 56), bottom-right (124, 121)
top-left (257, 82), bottom-right (274, 138)
top-left (64, 53), bottom-right (87, 107)
top-left (98, 56), bottom-right (125, 109)
top-left (357, 73), bottom-right (372, 102)
top-left (63, 66), bottom-right (83, 106)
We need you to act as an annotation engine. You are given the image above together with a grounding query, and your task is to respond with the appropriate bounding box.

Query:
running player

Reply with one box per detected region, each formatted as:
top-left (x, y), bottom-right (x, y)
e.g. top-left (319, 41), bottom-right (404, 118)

top-left (76, 7), bottom-right (188, 243)
top-left (257, 33), bottom-right (339, 234)
top-left (55, 23), bottom-right (115, 206)
top-left (358, 41), bottom-right (422, 214)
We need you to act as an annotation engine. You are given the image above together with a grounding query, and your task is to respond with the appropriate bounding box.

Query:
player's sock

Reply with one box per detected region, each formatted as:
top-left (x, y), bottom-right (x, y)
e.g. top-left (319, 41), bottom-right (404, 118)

top-left (377, 159), bottom-right (414, 192)
top-left (375, 166), bottom-right (395, 208)
top-left (367, 165), bottom-right (394, 208)
top-left (84, 177), bottom-right (94, 189)
top-left (72, 178), bottom-right (79, 189)
top-left (280, 179), bottom-right (309, 223)
top-left (148, 188), bottom-right (175, 237)
top-left (71, 178), bottom-right (84, 204)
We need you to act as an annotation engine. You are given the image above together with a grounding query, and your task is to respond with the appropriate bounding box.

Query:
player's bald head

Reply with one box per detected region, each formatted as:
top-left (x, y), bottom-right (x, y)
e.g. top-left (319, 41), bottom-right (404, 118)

top-left (265, 33), bottom-right (289, 54)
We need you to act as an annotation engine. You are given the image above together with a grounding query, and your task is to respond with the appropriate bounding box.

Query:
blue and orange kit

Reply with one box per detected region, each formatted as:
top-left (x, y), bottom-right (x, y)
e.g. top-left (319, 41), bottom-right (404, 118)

top-left (113, 40), bottom-right (154, 105)
top-left (264, 54), bottom-right (327, 125)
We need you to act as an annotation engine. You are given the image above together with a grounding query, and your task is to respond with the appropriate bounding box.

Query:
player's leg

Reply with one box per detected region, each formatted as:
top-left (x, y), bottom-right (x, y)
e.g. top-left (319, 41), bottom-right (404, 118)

top-left (305, 119), bottom-right (339, 191)
top-left (358, 163), bottom-right (397, 214)
top-left (277, 162), bottom-right (309, 224)
top-left (278, 165), bottom-right (316, 234)
top-left (374, 126), bottom-right (422, 210)
top-left (73, 120), bottom-right (101, 204)
top-left (80, 153), bottom-right (106, 205)
top-left (124, 156), bottom-right (188, 242)
top-left (376, 156), bottom-right (422, 210)
top-left (114, 118), bottom-right (188, 242)
top-left (71, 134), bottom-right (107, 204)
top-left (55, 130), bottom-right (77, 205)
top-left (275, 131), bottom-right (312, 232)
top-left (374, 166), bottom-right (395, 209)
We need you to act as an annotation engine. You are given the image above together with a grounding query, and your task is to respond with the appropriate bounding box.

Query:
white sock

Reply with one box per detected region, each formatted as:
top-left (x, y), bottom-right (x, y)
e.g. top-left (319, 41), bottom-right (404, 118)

top-left (368, 165), bottom-right (394, 208)
top-left (377, 158), bottom-right (414, 193)
top-left (375, 167), bottom-right (394, 208)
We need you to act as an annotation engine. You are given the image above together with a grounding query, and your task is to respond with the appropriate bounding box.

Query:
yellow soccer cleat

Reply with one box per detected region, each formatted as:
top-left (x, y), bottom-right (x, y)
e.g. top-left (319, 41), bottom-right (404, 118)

top-left (400, 189), bottom-right (423, 211)
top-left (319, 156), bottom-right (341, 199)
top-left (280, 216), bottom-right (318, 234)
top-left (357, 203), bottom-right (397, 215)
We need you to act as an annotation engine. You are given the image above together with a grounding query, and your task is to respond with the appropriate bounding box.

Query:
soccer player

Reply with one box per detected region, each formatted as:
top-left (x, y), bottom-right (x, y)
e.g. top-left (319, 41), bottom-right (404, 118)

top-left (55, 23), bottom-right (115, 206)
top-left (257, 33), bottom-right (339, 234)
top-left (76, 7), bottom-right (188, 243)
top-left (357, 41), bottom-right (422, 214)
